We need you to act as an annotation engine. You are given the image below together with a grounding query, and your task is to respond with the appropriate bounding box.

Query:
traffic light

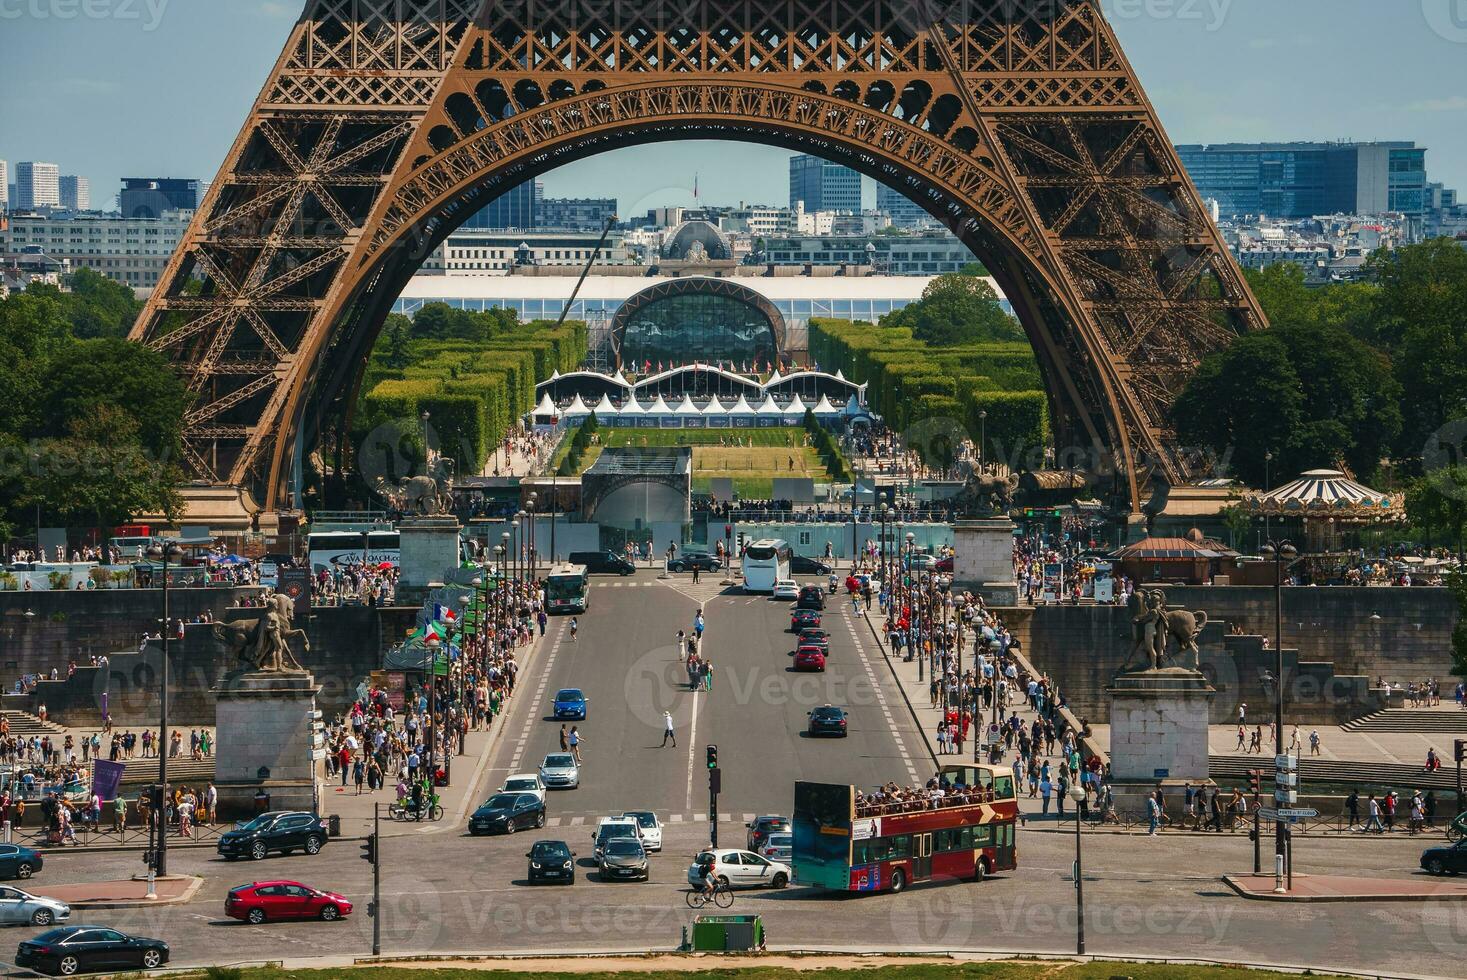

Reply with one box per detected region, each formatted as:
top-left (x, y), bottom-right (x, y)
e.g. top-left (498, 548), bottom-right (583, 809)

top-left (1247, 769), bottom-right (1261, 795)
top-left (1456, 739), bottom-right (1466, 764)
top-left (706, 744), bottom-right (719, 769)
top-left (360, 833), bottom-right (377, 865)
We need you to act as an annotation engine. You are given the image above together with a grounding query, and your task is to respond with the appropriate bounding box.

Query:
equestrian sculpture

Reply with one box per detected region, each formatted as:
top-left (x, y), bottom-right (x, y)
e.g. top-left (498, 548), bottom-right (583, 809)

top-left (213, 593), bottom-right (309, 673)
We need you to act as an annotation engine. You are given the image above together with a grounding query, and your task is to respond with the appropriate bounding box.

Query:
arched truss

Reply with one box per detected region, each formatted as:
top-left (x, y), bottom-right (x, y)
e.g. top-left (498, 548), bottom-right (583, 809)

top-left (610, 277), bottom-right (788, 366)
top-left (580, 472), bottom-right (688, 523)
top-left (131, 0), bottom-right (1266, 514)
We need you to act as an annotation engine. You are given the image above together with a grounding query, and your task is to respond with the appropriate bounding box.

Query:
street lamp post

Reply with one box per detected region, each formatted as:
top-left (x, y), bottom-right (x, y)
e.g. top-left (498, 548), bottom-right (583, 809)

top-left (978, 409), bottom-right (987, 470)
top-left (1261, 538), bottom-right (1297, 893)
top-left (425, 634), bottom-right (441, 790)
top-left (525, 494), bottom-right (538, 582)
top-left (1069, 781), bottom-right (1087, 954)
top-left (146, 541), bottom-right (182, 878)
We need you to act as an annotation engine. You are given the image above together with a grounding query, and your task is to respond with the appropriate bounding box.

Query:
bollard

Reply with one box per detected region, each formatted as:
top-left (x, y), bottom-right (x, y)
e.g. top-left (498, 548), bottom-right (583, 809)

top-left (2, 820), bottom-right (9, 844)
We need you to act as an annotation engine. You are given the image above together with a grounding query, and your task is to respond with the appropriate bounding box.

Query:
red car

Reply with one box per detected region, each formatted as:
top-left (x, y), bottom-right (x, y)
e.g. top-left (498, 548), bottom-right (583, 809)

top-left (935, 555), bottom-right (954, 573)
top-left (793, 646), bottom-right (827, 671)
top-left (226, 880), bottom-right (352, 924)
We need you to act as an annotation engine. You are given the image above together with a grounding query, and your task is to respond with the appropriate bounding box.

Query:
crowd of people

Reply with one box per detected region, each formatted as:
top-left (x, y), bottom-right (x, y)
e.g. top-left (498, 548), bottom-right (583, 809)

top-left (312, 559), bottom-right (399, 607)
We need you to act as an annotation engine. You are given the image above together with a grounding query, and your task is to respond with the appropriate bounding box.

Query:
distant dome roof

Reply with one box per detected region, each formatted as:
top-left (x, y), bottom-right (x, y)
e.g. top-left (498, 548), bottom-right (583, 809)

top-left (665, 220), bottom-right (732, 261)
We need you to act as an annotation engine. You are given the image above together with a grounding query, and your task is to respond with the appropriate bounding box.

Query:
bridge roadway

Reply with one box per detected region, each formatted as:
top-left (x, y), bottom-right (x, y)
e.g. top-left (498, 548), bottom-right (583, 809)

top-left (12, 572), bottom-right (1460, 976)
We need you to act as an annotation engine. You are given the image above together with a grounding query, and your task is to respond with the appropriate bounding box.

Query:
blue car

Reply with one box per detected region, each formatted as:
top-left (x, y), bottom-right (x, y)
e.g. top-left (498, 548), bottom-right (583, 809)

top-left (552, 688), bottom-right (588, 720)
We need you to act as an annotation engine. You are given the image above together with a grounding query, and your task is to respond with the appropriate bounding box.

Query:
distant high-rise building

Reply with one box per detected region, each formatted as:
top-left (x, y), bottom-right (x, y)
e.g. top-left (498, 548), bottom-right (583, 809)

top-left (15, 162), bottom-right (61, 209)
top-left (0, 161), bottom-right (8, 211)
top-left (59, 175), bottom-right (90, 211)
top-left (789, 155), bottom-right (861, 213)
top-left (462, 180), bottom-right (537, 230)
top-left (538, 197), bottom-right (618, 230)
top-left (1176, 141), bottom-right (1430, 221)
top-left (876, 183), bottom-right (930, 229)
top-left (120, 178), bottom-right (203, 219)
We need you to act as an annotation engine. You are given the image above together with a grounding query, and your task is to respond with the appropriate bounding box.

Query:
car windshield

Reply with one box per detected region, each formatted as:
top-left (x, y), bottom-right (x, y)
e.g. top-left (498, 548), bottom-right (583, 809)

top-left (814, 708), bottom-right (841, 719)
top-left (599, 823), bottom-right (636, 838)
top-left (556, 690), bottom-right (583, 701)
top-left (768, 833), bottom-right (792, 845)
top-left (626, 812), bottom-right (655, 828)
top-left (504, 778), bottom-right (537, 790)
top-left (544, 755), bottom-right (575, 768)
top-left (485, 794), bottom-right (518, 808)
top-left (531, 842), bottom-right (567, 858)
top-left (605, 839), bottom-right (643, 856)
top-left (234, 814), bottom-right (275, 831)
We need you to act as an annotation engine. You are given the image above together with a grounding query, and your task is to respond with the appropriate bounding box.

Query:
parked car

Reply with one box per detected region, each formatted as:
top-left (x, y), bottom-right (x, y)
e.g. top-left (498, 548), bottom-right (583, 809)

top-left (569, 550), bottom-right (635, 575)
top-left (907, 553), bottom-right (937, 571)
top-left (598, 838), bottom-right (650, 881)
top-left (0, 886), bottom-right (68, 926)
top-left (745, 815), bottom-right (792, 851)
top-left (807, 704), bottom-right (849, 737)
top-left (621, 810), bottom-right (663, 851)
top-left (538, 753), bottom-right (581, 790)
top-left (686, 849), bottom-right (790, 890)
top-left (934, 555), bottom-right (954, 573)
top-left (592, 817), bottom-right (641, 860)
top-left (225, 880), bottom-right (352, 923)
top-left (771, 579), bottom-right (801, 601)
top-left (1420, 840), bottom-right (1467, 875)
top-left (0, 846), bottom-right (42, 881)
top-left (526, 839), bottom-right (576, 885)
top-left (789, 555), bottom-right (832, 576)
top-left (469, 793), bottom-right (546, 835)
top-left (498, 774), bottom-right (547, 803)
top-left (669, 551), bottom-right (721, 572)
top-left (793, 646), bottom-right (827, 671)
top-left (552, 688), bottom-right (589, 720)
top-left (16, 926), bottom-right (169, 975)
top-left (217, 812), bottom-right (329, 861)
top-left (760, 832), bottom-right (793, 863)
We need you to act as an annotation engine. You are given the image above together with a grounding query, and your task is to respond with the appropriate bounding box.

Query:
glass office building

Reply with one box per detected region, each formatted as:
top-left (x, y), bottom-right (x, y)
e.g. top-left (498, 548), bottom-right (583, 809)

top-left (612, 279), bottom-right (782, 369)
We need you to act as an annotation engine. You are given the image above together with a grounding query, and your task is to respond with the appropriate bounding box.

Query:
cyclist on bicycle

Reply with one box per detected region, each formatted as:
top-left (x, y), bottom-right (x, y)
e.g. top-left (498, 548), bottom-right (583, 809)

top-left (698, 855), bottom-right (718, 899)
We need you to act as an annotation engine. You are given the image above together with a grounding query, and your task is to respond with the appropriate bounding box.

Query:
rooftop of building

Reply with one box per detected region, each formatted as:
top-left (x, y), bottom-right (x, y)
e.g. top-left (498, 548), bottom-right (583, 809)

top-left (397, 272), bottom-right (986, 303)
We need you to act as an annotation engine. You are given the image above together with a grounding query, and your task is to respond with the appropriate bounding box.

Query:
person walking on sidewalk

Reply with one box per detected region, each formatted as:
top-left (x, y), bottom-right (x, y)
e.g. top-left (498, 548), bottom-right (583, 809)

top-left (662, 711), bottom-right (677, 747)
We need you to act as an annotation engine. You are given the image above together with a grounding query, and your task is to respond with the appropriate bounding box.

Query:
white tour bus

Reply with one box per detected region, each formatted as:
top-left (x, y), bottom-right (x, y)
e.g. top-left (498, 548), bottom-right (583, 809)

top-left (741, 538), bottom-right (792, 594)
top-left (307, 530), bottom-right (401, 573)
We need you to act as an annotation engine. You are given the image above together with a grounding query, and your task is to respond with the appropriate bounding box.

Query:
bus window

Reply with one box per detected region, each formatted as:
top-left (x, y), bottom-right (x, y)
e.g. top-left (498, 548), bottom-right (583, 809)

top-left (992, 774), bottom-right (1015, 800)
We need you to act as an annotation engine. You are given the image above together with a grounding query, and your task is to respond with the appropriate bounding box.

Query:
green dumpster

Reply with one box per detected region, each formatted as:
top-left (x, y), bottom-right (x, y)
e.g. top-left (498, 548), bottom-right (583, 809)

top-left (686, 914), bottom-right (763, 951)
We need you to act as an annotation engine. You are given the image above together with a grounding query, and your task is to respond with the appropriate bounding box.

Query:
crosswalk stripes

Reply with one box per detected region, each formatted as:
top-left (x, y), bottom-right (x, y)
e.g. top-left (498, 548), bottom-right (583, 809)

top-left (540, 810), bottom-right (766, 827)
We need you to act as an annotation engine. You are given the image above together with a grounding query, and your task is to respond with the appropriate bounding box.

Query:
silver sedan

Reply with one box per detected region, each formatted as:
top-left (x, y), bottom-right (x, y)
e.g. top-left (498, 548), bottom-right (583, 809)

top-left (0, 886), bottom-right (69, 927)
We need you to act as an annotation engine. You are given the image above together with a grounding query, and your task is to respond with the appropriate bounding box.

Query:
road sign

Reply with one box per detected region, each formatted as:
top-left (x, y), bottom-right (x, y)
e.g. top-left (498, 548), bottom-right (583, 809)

top-left (1277, 807), bottom-right (1318, 819)
top-left (1275, 754), bottom-right (1297, 771)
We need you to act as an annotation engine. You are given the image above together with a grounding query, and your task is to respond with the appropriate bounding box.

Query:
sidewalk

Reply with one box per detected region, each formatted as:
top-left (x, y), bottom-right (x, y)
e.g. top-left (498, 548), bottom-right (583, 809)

top-left (34, 874), bottom-right (203, 908)
top-left (317, 622), bottom-right (556, 839)
top-left (1224, 872), bottom-right (1467, 902)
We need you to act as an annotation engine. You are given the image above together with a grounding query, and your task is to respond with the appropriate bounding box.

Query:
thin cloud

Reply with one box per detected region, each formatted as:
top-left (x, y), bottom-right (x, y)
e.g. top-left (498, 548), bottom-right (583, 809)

top-left (1404, 95), bottom-right (1467, 112)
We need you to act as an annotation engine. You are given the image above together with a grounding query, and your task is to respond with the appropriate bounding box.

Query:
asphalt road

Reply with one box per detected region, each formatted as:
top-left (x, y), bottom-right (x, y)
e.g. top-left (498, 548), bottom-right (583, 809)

top-left (7, 572), bottom-right (1464, 976)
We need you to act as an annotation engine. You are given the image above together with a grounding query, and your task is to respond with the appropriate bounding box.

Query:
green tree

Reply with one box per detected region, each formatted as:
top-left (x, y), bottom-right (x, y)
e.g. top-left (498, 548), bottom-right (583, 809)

top-left (381, 314), bottom-right (415, 369)
top-left (35, 337), bottom-right (191, 458)
top-left (1406, 466), bottom-right (1467, 559)
top-left (63, 268), bottom-right (145, 338)
top-left (881, 274), bottom-right (1023, 346)
top-left (1447, 568), bottom-right (1467, 678)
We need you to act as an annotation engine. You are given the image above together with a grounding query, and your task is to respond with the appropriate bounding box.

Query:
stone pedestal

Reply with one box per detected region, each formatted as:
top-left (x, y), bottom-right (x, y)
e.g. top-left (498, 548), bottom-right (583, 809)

top-left (398, 516), bottom-right (462, 601)
top-left (1106, 668), bottom-right (1216, 819)
top-left (952, 518), bottom-right (1019, 605)
top-left (212, 671), bottom-right (321, 819)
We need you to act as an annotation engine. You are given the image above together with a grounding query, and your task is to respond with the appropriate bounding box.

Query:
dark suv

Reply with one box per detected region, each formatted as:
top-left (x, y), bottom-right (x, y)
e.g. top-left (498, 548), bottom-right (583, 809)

top-left (217, 811), bottom-right (329, 861)
top-left (795, 585), bottom-right (825, 611)
top-left (669, 551), bottom-right (721, 572)
top-left (569, 550), bottom-right (635, 576)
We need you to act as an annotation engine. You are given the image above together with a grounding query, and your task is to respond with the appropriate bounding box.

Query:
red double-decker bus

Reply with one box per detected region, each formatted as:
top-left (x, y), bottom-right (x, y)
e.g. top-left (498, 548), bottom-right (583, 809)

top-left (792, 763), bottom-right (1018, 894)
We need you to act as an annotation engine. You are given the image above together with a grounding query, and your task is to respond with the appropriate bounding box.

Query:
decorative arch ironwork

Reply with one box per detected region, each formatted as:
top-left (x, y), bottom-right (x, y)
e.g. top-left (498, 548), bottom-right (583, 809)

top-left (131, 0), bottom-right (1266, 514)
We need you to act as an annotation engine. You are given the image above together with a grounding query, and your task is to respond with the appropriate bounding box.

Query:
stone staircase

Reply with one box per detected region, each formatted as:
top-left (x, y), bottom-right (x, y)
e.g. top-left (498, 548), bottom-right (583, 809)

top-left (1210, 755), bottom-right (1460, 792)
top-left (115, 756), bottom-right (217, 787)
top-left (1343, 707), bottom-right (1467, 733)
top-left (0, 710), bottom-right (65, 739)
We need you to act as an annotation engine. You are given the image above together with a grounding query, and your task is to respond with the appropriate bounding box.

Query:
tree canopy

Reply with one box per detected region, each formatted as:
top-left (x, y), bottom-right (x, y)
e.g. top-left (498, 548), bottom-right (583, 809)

top-left (881, 273), bottom-right (1024, 346)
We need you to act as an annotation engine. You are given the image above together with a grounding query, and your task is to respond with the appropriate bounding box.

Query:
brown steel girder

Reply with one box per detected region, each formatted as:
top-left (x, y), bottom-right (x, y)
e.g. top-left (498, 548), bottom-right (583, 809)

top-left (130, 0), bottom-right (1265, 515)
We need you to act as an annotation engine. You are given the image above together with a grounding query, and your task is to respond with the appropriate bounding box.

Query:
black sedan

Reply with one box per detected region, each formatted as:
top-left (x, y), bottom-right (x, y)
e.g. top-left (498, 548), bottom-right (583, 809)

top-left (669, 551), bottom-right (722, 572)
top-left (798, 628), bottom-right (831, 651)
top-left (17, 926), bottom-right (168, 976)
top-left (1420, 840), bottom-right (1467, 875)
top-left (0, 845), bottom-right (42, 881)
top-left (470, 793), bottom-right (546, 835)
top-left (217, 811), bottom-right (328, 861)
top-left (526, 839), bottom-right (576, 884)
top-left (789, 608), bottom-right (822, 632)
top-left (790, 555), bottom-right (833, 576)
top-left (807, 704), bottom-right (849, 737)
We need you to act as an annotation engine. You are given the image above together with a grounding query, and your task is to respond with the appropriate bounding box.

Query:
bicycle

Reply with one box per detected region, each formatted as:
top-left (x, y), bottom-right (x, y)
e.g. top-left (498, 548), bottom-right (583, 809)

top-left (388, 795), bottom-right (443, 822)
top-left (685, 881), bottom-right (734, 909)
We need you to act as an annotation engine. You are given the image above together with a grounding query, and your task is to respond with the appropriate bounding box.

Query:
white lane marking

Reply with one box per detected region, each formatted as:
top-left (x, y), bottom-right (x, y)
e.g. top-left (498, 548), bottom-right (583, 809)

top-left (570, 816), bottom-right (584, 826)
top-left (546, 817), bottom-right (562, 827)
top-left (742, 812), bottom-right (755, 822)
top-left (670, 813), bottom-right (684, 822)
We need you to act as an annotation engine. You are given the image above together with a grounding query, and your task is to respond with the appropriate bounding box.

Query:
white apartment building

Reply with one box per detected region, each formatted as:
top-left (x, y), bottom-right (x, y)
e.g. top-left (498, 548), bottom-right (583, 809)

top-left (1, 209), bottom-right (192, 290)
top-left (422, 229), bottom-right (636, 275)
top-left (15, 162), bottom-right (60, 209)
top-left (59, 175), bottom-right (91, 211)
top-left (0, 161), bottom-right (9, 211)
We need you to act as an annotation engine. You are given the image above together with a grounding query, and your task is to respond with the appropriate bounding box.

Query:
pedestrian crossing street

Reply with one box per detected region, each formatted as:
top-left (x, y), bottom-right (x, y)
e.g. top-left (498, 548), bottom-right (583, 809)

top-left (534, 811), bottom-right (767, 828)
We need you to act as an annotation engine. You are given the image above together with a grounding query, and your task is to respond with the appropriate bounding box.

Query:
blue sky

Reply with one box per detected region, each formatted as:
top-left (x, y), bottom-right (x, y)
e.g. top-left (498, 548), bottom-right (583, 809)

top-left (1, 0), bottom-right (1464, 212)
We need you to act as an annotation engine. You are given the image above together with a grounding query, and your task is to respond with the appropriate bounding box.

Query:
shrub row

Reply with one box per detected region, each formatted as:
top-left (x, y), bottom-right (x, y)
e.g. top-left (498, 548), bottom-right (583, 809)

top-left (809, 317), bottom-right (1047, 464)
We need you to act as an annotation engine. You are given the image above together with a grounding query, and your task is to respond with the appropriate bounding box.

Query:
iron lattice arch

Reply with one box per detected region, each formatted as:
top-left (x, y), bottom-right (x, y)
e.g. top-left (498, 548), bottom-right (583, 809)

top-left (131, 0), bottom-right (1266, 513)
top-left (610, 277), bottom-right (788, 369)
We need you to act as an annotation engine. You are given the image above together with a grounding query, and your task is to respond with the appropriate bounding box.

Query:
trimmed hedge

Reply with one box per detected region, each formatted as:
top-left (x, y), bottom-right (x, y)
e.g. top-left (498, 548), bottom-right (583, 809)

top-left (810, 317), bottom-right (1047, 466)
